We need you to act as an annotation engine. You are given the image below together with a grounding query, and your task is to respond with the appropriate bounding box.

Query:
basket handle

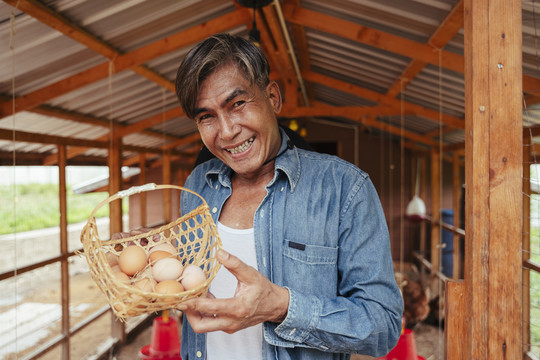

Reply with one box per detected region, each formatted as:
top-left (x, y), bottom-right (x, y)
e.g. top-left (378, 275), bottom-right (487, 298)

top-left (87, 183), bottom-right (208, 219)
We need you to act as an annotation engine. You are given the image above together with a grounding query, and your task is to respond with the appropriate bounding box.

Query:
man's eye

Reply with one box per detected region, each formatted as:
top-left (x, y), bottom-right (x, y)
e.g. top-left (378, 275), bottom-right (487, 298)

top-left (233, 100), bottom-right (245, 108)
top-left (197, 114), bottom-right (212, 123)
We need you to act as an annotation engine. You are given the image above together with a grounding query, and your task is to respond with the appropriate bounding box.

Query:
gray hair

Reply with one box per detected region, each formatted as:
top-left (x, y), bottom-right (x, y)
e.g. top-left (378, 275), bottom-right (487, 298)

top-left (175, 33), bottom-right (271, 120)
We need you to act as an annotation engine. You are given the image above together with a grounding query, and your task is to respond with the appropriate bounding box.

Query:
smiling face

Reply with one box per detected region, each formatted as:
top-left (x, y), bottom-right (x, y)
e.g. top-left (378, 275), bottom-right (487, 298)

top-left (194, 62), bottom-right (282, 179)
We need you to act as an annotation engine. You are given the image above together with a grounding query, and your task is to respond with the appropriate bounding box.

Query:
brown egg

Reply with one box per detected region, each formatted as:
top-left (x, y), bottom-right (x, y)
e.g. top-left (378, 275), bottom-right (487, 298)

top-left (148, 250), bottom-right (174, 264)
top-left (111, 264), bottom-right (122, 273)
top-left (113, 271), bottom-right (132, 284)
top-left (118, 245), bottom-right (147, 276)
top-left (155, 280), bottom-right (184, 302)
top-left (181, 265), bottom-right (207, 291)
top-left (152, 258), bottom-right (183, 282)
top-left (105, 252), bottom-right (119, 267)
top-left (134, 277), bottom-right (157, 292)
top-left (148, 243), bottom-right (177, 256)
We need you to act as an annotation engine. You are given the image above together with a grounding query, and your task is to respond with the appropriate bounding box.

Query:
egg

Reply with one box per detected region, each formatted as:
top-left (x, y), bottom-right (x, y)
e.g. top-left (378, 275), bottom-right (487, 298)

top-left (134, 277), bottom-right (157, 292)
top-left (181, 265), bottom-right (207, 290)
top-left (148, 250), bottom-right (174, 264)
top-left (105, 252), bottom-right (119, 267)
top-left (152, 258), bottom-right (184, 282)
top-left (148, 243), bottom-right (177, 256)
top-left (113, 271), bottom-right (132, 284)
top-left (155, 280), bottom-right (184, 302)
top-left (118, 245), bottom-right (147, 276)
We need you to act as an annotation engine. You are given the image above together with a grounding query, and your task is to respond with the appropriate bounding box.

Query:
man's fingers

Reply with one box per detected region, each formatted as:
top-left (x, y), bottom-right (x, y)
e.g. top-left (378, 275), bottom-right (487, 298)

top-left (217, 249), bottom-right (257, 283)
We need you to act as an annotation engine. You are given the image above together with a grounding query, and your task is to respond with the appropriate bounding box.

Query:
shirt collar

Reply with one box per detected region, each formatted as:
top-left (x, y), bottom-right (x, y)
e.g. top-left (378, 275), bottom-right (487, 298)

top-left (203, 127), bottom-right (301, 192)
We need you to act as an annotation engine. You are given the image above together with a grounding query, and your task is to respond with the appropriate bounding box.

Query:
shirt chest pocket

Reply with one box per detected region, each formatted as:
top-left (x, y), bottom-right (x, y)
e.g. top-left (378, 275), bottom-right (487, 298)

top-left (282, 240), bottom-right (338, 295)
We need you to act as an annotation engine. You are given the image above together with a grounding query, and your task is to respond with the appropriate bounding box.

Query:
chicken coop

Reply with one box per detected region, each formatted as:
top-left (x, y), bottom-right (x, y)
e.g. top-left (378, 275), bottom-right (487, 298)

top-left (0, 0), bottom-right (537, 359)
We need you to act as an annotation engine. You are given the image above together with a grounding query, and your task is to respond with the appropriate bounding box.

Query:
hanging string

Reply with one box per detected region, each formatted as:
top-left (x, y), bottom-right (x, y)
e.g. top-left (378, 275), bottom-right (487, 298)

top-left (399, 78), bottom-right (405, 285)
top-left (523, 2), bottom-right (540, 352)
top-left (437, 46), bottom-right (444, 358)
top-left (9, 2), bottom-right (20, 356)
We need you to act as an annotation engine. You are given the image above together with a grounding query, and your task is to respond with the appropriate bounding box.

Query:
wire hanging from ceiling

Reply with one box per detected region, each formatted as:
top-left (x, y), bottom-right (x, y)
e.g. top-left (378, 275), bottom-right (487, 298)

top-left (8, 2), bottom-right (20, 356)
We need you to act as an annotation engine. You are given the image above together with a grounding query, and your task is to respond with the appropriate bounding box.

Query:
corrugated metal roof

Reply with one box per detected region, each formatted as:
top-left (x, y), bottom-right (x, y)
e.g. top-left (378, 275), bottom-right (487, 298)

top-left (0, 0), bottom-right (538, 166)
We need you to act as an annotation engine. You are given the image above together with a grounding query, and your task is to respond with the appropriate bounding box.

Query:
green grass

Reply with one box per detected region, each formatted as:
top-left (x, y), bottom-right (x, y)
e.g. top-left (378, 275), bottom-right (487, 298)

top-left (0, 183), bottom-right (115, 235)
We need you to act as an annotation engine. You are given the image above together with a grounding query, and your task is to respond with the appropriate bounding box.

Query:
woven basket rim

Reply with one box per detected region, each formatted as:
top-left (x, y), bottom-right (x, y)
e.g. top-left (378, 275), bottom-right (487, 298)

top-left (80, 183), bottom-right (222, 319)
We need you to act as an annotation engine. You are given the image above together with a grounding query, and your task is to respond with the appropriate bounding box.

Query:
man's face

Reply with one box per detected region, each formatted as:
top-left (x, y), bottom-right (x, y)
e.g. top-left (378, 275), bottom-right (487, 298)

top-left (193, 63), bottom-right (282, 178)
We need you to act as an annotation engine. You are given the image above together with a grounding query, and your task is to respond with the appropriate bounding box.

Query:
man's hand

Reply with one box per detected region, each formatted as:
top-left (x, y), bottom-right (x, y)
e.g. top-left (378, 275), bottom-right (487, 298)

top-left (177, 249), bottom-right (290, 334)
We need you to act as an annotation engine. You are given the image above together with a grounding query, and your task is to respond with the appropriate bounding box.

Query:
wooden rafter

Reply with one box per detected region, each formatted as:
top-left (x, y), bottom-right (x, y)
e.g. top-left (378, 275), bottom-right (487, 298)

top-left (0, 9), bottom-right (250, 117)
top-left (302, 70), bottom-right (465, 129)
top-left (283, 3), bottom-right (540, 100)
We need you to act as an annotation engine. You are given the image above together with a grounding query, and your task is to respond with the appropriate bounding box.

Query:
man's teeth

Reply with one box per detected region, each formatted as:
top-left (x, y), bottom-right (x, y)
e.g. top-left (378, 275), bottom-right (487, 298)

top-left (227, 138), bottom-right (254, 154)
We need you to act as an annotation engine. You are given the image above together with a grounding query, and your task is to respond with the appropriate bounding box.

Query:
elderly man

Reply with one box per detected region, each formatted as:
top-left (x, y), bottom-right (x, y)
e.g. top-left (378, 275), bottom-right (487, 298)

top-left (175, 33), bottom-right (402, 360)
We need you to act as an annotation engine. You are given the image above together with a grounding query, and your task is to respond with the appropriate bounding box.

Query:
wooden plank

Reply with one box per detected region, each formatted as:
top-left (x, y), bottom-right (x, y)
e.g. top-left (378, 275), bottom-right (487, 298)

top-left (283, 5), bottom-right (464, 73)
top-left (430, 149), bottom-right (441, 288)
top-left (302, 70), bottom-right (465, 130)
top-left (107, 133), bottom-right (125, 343)
top-left (463, 0), bottom-right (523, 359)
top-left (139, 153), bottom-right (147, 228)
top-left (387, 0), bottom-right (464, 98)
top-left (452, 153), bottom-right (461, 278)
top-left (162, 151), bottom-right (172, 224)
top-left (0, 128), bottom-right (108, 148)
top-left (0, 10), bottom-right (249, 117)
top-left (445, 280), bottom-right (466, 360)
top-left (419, 157), bottom-right (427, 279)
top-left (428, 0), bottom-right (465, 49)
top-left (58, 144), bottom-right (70, 360)
top-left (523, 136), bottom-right (531, 353)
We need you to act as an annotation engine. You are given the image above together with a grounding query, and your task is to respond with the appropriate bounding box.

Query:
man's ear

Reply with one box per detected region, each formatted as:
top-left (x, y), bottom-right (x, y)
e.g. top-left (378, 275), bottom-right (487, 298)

top-left (266, 81), bottom-right (282, 113)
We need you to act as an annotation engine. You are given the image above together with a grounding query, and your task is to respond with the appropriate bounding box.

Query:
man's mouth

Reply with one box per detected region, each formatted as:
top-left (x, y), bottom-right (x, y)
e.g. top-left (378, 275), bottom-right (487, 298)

top-left (226, 137), bottom-right (254, 154)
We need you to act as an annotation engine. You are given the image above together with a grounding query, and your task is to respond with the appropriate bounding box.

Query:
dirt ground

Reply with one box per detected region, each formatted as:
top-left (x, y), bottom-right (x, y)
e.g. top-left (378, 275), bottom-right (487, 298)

top-left (116, 318), bottom-right (444, 360)
top-left (1, 259), bottom-right (443, 360)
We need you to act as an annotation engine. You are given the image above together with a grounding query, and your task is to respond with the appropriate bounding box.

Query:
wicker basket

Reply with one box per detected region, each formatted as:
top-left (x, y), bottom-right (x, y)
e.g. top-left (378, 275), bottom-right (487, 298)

top-left (80, 183), bottom-right (222, 319)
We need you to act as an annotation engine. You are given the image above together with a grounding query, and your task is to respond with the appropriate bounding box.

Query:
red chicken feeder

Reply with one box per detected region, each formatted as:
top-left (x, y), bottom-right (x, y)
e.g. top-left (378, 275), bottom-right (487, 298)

top-left (139, 316), bottom-right (182, 360)
top-left (378, 328), bottom-right (425, 360)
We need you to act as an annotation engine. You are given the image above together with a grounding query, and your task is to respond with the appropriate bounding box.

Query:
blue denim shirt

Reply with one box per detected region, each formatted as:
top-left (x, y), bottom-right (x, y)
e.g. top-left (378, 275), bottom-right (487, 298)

top-left (180, 129), bottom-right (403, 360)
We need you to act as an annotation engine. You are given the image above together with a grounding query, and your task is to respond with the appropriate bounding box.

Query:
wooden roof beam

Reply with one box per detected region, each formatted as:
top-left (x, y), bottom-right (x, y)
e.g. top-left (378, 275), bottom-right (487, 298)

top-left (0, 9), bottom-right (250, 118)
top-left (387, 0), bottom-right (464, 98)
top-left (284, 0), bottom-right (315, 103)
top-left (3, 0), bottom-right (174, 93)
top-left (282, 4), bottom-right (464, 73)
top-left (282, 103), bottom-right (399, 118)
top-left (303, 70), bottom-right (465, 129)
top-left (283, 4), bottom-right (540, 101)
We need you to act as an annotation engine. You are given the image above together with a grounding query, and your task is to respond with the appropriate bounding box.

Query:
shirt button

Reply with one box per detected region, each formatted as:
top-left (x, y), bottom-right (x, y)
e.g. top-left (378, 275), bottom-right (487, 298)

top-left (197, 350), bottom-right (202, 357)
top-left (215, 184), bottom-right (218, 189)
top-left (212, 207), bottom-right (217, 214)
top-left (260, 209), bottom-right (264, 217)
top-left (281, 187), bottom-right (284, 192)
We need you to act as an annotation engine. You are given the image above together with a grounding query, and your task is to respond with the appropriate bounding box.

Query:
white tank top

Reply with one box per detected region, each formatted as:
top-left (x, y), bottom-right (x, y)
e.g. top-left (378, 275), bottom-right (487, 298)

top-left (206, 222), bottom-right (263, 360)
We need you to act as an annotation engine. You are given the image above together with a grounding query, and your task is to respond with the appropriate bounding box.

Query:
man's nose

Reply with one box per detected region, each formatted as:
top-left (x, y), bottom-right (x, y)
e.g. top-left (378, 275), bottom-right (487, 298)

top-left (218, 114), bottom-right (240, 140)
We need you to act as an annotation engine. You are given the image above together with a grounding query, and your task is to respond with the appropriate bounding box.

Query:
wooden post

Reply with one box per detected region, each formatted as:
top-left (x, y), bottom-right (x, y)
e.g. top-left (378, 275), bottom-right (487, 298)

top-left (162, 151), bottom-right (171, 223)
top-left (445, 280), bottom-right (465, 359)
top-left (452, 153), bottom-right (461, 278)
top-left (430, 149), bottom-right (441, 288)
top-left (463, 0), bottom-right (522, 358)
top-left (107, 133), bottom-right (125, 343)
top-left (108, 135), bottom-right (123, 234)
top-left (522, 136), bottom-right (531, 354)
top-left (58, 144), bottom-right (70, 360)
top-left (419, 156), bottom-right (427, 280)
top-left (139, 153), bottom-right (147, 227)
